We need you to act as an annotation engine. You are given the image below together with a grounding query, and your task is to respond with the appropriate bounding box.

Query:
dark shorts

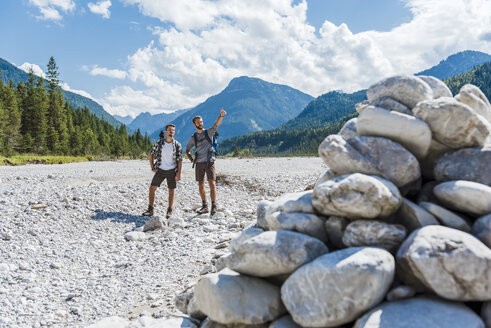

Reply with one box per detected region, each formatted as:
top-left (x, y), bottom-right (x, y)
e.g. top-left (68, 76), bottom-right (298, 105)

top-left (151, 169), bottom-right (177, 189)
top-left (195, 161), bottom-right (216, 182)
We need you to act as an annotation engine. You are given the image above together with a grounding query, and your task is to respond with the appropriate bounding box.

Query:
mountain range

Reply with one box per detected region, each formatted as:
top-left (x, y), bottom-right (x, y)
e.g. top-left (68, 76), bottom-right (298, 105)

top-left (0, 58), bottom-right (122, 127)
top-left (125, 109), bottom-right (189, 135)
top-left (219, 50), bottom-right (491, 155)
top-left (1, 49), bottom-right (490, 149)
top-left (416, 50), bottom-right (491, 80)
top-left (151, 76), bottom-right (314, 144)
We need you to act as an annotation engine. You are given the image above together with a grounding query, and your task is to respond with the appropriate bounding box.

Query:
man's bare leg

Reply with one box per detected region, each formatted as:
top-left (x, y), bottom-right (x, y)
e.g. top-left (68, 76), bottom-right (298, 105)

top-left (149, 185), bottom-right (158, 207)
top-left (168, 188), bottom-right (175, 208)
top-left (209, 180), bottom-right (216, 202)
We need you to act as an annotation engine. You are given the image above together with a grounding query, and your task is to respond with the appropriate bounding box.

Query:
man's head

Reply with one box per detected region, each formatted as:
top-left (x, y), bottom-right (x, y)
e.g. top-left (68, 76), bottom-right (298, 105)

top-left (193, 116), bottom-right (204, 130)
top-left (165, 124), bottom-right (175, 138)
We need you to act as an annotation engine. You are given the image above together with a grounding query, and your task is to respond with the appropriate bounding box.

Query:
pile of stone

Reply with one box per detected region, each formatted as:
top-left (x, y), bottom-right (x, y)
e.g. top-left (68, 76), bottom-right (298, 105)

top-left (177, 75), bottom-right (491, 328)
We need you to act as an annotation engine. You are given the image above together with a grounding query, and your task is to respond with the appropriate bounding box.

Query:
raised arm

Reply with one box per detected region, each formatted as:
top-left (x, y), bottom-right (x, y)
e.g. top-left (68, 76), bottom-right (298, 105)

top-left (214, 108), bottom-right (227, 127)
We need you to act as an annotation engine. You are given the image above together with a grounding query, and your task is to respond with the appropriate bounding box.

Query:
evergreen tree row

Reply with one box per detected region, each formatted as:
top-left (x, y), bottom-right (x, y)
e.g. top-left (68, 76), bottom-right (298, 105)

top-left (0, 57), bottom-right (152, 157)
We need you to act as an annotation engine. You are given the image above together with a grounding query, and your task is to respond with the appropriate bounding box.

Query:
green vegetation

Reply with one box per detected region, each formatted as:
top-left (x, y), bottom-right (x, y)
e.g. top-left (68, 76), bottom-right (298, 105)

top-left (0, 154), bottom-right (92, 166)
top-left (0, 57), bottom-right (122, 127)
top-left (220, 113), bottom-right (357, 156)
top-left (0, 57), bottom-right (153, 163)
top-left (280, 90), bottom-right (366, 130)
top-left (445, 61), bottom-right (491, 99)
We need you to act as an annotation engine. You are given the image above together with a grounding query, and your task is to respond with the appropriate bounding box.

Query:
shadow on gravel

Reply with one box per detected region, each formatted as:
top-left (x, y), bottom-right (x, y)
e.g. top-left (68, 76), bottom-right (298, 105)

top-left (91, 210), bottom-right (148, 228)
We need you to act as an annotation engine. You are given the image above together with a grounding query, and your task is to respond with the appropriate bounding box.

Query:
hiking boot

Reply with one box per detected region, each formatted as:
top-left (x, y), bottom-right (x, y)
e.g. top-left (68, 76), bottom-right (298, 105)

top-left (210, 203), bottom-right (217, 216)
top-left (166, 207), bottom-right (173, 219)
top-left (197, 204), bottom-right (209, 214)
top-left (142, 206), bottom-right (154, 217)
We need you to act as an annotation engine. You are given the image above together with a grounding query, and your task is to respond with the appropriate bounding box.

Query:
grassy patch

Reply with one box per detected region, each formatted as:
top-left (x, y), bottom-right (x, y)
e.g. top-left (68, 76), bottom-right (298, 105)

top-left (0, 154), bottom-right (93, 166)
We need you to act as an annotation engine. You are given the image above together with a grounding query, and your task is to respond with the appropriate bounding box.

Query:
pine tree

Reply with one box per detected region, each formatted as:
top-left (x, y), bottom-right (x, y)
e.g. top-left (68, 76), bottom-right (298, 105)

top-left (0, 80), bottom-right (21, 154)
top-left (20, 70), bottom-right (48, 153)
top-left (46, 57), bottom-right (68, 153)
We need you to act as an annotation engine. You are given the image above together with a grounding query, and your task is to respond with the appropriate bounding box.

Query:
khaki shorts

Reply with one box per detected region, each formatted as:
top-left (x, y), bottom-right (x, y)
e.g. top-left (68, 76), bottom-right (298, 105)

top-left (195, 161), bottom-right (216, 181)
top-left (151, 169), bottom-right (177, 189)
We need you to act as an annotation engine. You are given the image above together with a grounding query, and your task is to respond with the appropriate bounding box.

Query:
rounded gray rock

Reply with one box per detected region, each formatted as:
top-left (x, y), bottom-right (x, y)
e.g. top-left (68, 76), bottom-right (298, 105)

top-left (397, 225), bottom-right (491, 301)
top-left (265, 211), bottom-right (328, 242)
top-left (357, 106), bottom-right (432, 158)
top-left (229, 226), bottom-right (265, 252)
top-left (367, 75), bottom-right (433, 109)
top-left (195, 269), bottom-right (286, 325)
top-left (418, 75), bottom-right (453, 99)
top-left (455, 84), bottom-right (491, 123)
top-left (227, 230), bottom-right (328, 277)
top-left (434, 180), bottom-right (491, 216)
top-left (413, 97), bottom-right (491, 149)
top-left (338, 118), bottom-right (359, 139)
top-left (342, 220), bottom-right (407, 252)
top-left (370, 96), bottom-right (412, 115)
top-left (385, 285), bottom-right (415, 302)
top-left (418, 201), bottom-right (471, 232)
top-left (473, 214), bottom-right (491, 248)
top-left (312, 173), bottom-right (402, 219)
top-left (281, 247), bottom-right (395, 327)
top-left (354, 296), bottom-right (485, 328)
top-left (434, 146), bottom-right (491, 186)
top-left (318, 135), bottom-right (421, 189)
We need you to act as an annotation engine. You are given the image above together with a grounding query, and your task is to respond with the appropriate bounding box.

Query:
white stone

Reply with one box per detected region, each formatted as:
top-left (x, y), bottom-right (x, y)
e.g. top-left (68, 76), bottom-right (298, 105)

top-left (418, 75), bottom-right (453, 99)
top-left (397, 225), bottom-right (491, 301)
top-left (434, 180), bottom-right (491, 216)
top-left (367, 75), bottom-right (433, 109)
top-left (281, 247), bottom-right (395, 327)
top-left (419, 201), bottom-right (471, 232)
top-left (354, 296), bottom-right (485, 328)
top-left (357, 106), bottom-right (432, 158)
top-left (318, 135), bottom-right (421, 188)
top-left (264, 211), bottom-right (328, 242)
top-left (455, 84), bottom-right (491, 123)
top-left (124, 231), bottom-right (146, 242)
top-left (313, 173), bottom-right (402, 219)
top-left (342, 220), bottom-right (407, 252)
top-left (227, 230), bottom-right (328, 277)
top-left (413, 97), bottom-right (491, 149)
top-left (195, 269), bottom-right (286, 325)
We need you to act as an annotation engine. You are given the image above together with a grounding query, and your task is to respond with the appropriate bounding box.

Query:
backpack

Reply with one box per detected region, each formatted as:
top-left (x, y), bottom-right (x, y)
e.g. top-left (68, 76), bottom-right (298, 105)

top-left (192, 130), bottom-right (219, 167)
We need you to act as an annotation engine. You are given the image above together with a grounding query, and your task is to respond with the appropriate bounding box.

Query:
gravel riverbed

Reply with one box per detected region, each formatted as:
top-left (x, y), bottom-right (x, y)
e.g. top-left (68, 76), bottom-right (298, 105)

top-left (0, 157), bottom-right (325, 327)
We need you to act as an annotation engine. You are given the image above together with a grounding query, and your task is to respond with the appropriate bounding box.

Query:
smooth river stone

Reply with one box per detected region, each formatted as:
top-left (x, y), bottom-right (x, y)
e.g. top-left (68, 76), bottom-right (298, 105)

top-left (434, 180), bottom-right (491, 217)
top-left (367, 75), bottom-right (433, 109)
top-left (357, 106), bottom-right (432, 158)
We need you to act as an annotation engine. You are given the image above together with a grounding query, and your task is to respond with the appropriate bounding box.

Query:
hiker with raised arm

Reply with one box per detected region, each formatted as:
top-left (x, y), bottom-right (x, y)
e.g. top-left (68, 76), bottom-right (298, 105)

top-left (186, 108), bottom-right (227, 215)
top-left (142, 124), bottom-right (183, 218)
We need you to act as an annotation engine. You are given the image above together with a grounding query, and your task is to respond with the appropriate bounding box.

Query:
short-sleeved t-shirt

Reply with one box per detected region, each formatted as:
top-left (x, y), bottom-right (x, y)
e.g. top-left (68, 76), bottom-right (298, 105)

top-left (186, 123), bottom-right (218, 163)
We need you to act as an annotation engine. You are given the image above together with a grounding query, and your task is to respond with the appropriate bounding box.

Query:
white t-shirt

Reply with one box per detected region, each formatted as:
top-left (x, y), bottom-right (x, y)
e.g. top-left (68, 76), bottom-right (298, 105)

top-left (159, 141), bottom-right (176, 170)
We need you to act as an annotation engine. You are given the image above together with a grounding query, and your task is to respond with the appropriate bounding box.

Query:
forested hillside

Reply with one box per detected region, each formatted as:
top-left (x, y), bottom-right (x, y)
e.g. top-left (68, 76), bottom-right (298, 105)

top-left (445, 61), bottom-right (491, 99)
top-left (0, 57), bottom-right (122, 127)
top-left (0, 58), bottom-right (152, 158)
top-left (219, 113), bottom-right (356, 156)
top-left (279, 90), bottom-right (366, 130)
top-left (417, 50), bottom-right (491, 80)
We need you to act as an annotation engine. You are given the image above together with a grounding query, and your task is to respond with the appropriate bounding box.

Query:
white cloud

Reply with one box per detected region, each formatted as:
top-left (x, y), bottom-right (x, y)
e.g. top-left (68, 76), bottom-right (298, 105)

top-left (18, 62), bottom-right (47, 78)
top-left (29, 0), bottom-right (75, 21)
top-left (88, 0), bottom-right (112, 19)
top-left (84, 65), bottom-right (127, 79)
top-left (101, 0), bottom-right (491, 117)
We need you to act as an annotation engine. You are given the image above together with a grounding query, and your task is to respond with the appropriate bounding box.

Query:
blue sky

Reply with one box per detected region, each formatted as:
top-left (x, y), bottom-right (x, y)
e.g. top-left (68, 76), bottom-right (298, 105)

top-left (0, 0), bottom-right (490, 117)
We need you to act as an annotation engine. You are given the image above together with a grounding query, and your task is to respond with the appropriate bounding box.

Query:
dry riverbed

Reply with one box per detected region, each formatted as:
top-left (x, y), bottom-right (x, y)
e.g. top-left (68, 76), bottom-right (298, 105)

top-left (0, 157), bottom-right (325, 327)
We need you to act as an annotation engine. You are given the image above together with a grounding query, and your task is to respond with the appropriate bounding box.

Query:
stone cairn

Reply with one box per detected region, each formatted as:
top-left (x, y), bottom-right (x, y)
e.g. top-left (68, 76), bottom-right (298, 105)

top-left (176, 75), bottom-right (491, 328)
